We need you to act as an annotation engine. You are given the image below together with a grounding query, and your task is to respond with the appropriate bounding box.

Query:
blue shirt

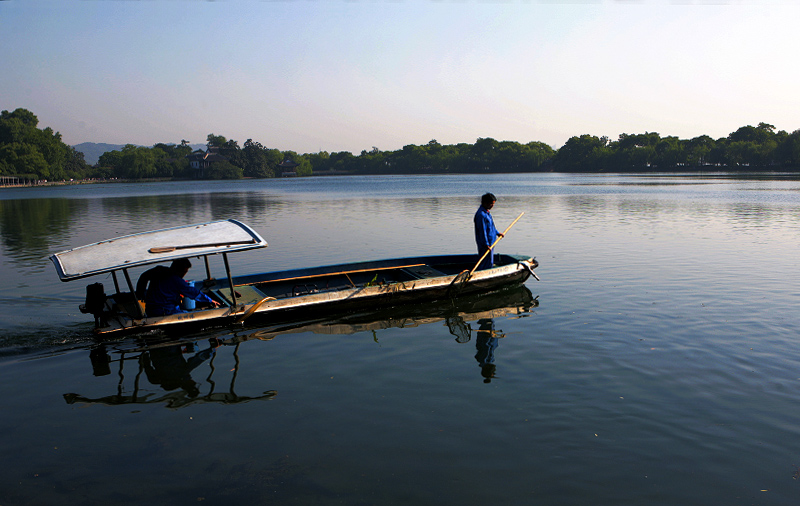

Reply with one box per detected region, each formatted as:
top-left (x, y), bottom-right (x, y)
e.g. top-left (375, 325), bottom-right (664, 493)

top-left (474, 205), bottom-right (499, 269)
top-left (474, 205), bottom-right (499, 251)
top-left (137, 266), bottom-right (214, 316)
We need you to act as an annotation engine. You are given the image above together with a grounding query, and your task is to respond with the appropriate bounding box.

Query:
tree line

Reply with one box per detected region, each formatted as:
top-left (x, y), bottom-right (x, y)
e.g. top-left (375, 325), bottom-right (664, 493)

top-left (2, 108), bottom-right (799, 182)
top-left (552, 123), bottom-right (800, 172)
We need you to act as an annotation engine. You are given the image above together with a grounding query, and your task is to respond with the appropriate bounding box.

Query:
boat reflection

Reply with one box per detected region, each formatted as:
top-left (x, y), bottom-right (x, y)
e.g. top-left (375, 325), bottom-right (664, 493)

top-left (64, 285), bottom-right (538, 407)
top-left (475, 318), bottom-right (502, 383)
top-left (64, 339), bottom-right (277, 409)
top-left (229, 284), bottom-right (537, 384)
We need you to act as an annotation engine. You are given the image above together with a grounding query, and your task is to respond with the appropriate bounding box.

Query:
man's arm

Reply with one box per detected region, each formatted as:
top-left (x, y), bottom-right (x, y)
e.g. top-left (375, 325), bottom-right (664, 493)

top-left (177, 279), bottom-right (220, 308)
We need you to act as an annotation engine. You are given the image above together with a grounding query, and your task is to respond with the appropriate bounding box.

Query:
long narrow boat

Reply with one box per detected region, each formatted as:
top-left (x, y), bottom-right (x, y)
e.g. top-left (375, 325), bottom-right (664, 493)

top-left (50, 219), bottom-right (539, 336)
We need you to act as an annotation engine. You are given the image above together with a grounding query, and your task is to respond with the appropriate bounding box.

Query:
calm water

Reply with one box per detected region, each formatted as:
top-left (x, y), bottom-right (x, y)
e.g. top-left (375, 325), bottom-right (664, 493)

top-left (2, 173), bottom-right (800, 505)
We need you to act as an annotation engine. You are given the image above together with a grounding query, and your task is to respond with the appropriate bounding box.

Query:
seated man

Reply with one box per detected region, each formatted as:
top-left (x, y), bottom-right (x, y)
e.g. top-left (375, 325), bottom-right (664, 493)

top-left (136, 258), bottom-right (219, 316)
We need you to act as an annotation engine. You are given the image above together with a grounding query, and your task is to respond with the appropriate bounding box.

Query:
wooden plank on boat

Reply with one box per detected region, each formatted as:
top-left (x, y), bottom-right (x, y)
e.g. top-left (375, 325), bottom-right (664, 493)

top-left (245, 263), bottom-right (428, 286)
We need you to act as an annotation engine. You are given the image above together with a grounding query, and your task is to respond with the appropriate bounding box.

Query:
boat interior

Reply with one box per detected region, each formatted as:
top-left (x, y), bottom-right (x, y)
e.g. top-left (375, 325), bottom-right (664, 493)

top-left (103, 254), bottom-right (527, 320)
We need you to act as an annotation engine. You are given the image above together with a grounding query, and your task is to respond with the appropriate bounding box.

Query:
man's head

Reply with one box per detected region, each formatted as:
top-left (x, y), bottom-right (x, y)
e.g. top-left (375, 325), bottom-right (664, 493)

top-left (170, 258), bottom-right (192, 277)
top-left (481, 193), bottom-right (496, 210)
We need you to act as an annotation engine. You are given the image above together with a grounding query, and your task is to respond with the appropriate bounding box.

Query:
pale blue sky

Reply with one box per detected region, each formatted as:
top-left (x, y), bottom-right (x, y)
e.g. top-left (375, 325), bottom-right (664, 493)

top-left (1, 0), bottom-right (797, 154)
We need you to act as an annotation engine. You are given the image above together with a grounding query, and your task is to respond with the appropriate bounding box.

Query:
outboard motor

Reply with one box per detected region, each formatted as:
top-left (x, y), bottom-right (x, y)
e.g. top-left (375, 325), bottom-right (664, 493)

top-left (80, 282), bottom-right (107, 327)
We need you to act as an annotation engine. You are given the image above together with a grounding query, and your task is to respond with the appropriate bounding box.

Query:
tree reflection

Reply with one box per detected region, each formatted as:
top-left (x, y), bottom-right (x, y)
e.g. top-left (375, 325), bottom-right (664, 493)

top-left (0, 198), bottom-right (88, 272)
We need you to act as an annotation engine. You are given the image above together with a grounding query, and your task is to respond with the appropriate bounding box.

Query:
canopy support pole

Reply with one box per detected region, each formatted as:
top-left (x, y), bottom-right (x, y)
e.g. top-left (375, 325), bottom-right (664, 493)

top-left (203, 256), bottom-right (212, 281)
top-left (122, 268), bottom-right (145, 318)
top-left (111, 271), bottom-right (121, 293)
top-left (222, 252), bottom-right (237, 309)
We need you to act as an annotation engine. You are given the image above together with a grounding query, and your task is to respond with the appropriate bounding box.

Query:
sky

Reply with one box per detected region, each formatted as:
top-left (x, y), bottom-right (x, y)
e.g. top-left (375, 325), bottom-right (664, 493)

top-left (1, 0), bottom-right (798, 154)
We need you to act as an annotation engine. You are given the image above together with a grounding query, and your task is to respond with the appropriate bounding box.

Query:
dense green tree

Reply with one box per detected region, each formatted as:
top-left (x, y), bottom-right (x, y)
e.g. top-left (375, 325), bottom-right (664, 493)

top-left (775, 130), bottom-right (800, 166)
top-left (63, 147), bottom-right (90, 179)
top-left (470, 137), bottom-right (500, 171)
top-left (354, 147), bottom-right (386, 174)
top-left (207, 160), bottom-right (243, 179)
top-left (685, 135), bottom-right (715, 166)
top-left (89, 164), bottom-right (116, 179)
top-left (0, 108), bottom-right (89, 180)
top-left (553, 135), bottom-right (609, 172)
top-left (306, 151), bottom-right (331, 172)
top-left (329, 151), bottom-right (356, 172)
top-left (32, 127), bottom-right (69, 178)
top-left (241, 139), bottom-right (281, 178)
top-left (0, 108), bottom-right (38, 128)
top-left (609, 132), bottom-right (660, 170)
top-left (151, 147), bottom-right (173, 178)
top-left (654, 136), bottom-right (683, 167)
top-left (171, 157), bottom-right (192, 179)
top-left (97, 150), bottom-right (123, 170)
top-left (522, 141), bottom-right (555, 170)
top-left (153, 142), bottom-right (192, 160)
top-left (729, 122), bottom-right (775, 144)
top-left (221, 139), bottom-right (242, 165)
top-left (0, 142), bottom-right (49, 177)
top-left (206, 133), bottom-right (227, 148)
top-left (295, 158), bottom-right (313, 177)
top-left (119, 144), bottom-right (156, 179)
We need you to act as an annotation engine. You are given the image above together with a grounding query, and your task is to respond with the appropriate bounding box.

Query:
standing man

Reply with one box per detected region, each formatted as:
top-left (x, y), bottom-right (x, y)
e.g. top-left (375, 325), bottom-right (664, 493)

top-left (474, 193), bottom-right (504, 270)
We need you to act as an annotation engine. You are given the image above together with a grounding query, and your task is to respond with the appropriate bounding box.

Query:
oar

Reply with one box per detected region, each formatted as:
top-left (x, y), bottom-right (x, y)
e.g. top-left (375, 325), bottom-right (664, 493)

top-left (467, 211), bottom-right (525, 278)
top-left (149, 239), bottom-right (256, 254)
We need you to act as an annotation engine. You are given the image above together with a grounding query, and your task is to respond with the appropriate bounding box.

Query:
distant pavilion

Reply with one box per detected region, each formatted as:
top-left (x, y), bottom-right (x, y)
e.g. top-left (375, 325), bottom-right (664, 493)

top-left (278, 159), bottom-right (299, 177)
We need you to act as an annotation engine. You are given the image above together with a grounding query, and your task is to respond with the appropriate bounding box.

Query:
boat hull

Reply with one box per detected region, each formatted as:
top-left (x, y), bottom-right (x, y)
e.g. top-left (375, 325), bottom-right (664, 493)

top-left (92, 254), bottom-right (538, 336)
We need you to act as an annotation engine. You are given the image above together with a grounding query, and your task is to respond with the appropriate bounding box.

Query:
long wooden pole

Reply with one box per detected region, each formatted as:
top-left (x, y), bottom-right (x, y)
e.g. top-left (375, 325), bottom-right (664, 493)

top-left (149, 239), bottom-right (256, 254)
top-left (468, 212), bottom-right (525, 278)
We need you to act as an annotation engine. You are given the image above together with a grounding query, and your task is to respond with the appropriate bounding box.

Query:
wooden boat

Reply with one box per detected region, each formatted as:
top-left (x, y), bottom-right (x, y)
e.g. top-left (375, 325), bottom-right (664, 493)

top-left (50, 219), bottom-right (539, 336)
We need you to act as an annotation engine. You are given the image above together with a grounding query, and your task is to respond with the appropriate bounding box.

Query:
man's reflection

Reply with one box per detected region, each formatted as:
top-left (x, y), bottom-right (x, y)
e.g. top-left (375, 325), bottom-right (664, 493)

top-left (475, 318), bottom-right (503, 383)
top-left (142, 340), bottom-right (218, 397)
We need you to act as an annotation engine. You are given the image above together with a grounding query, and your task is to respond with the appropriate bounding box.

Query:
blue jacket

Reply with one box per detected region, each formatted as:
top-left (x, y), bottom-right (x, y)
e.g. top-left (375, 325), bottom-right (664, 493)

top-left (137, 266), bottom-right (214, 316)
top-left (474, 205), bottom-right (498, 250)
top-left (474, 206), bottom-right (499, 269)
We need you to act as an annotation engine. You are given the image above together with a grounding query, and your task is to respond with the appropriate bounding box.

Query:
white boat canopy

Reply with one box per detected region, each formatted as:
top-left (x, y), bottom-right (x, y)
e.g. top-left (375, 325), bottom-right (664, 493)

top-left (51, 219), bottom-right (267, 282)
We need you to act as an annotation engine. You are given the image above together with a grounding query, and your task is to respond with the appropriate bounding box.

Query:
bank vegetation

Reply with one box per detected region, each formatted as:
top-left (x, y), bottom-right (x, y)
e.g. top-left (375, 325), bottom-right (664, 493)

top-left (2, 108), bottom-right (799, 183)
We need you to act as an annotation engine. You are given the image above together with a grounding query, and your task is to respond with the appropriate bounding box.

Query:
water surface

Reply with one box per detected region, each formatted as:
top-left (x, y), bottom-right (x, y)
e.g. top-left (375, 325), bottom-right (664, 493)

top-left (2, 173), bottom-right (800, 505)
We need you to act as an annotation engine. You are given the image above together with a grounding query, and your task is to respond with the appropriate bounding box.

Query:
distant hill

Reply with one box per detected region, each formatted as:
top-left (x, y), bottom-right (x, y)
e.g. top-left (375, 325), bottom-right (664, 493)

top-left (73, 142), bottom-right (206, 165)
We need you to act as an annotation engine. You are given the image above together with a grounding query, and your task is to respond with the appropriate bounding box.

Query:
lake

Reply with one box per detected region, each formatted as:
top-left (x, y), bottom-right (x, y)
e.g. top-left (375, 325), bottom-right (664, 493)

top-left (1, 173), bottom-right (800, 505)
